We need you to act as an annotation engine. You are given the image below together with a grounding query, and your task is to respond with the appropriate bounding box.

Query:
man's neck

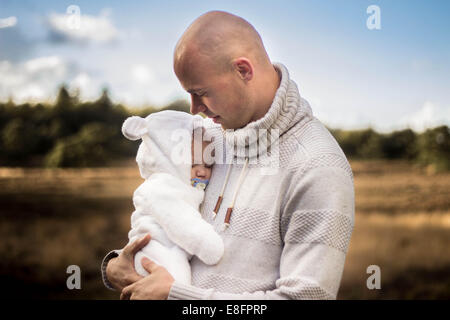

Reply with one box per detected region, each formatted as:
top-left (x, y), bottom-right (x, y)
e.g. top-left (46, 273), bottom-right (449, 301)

top-left (250, 65), bottom-right (282, 123)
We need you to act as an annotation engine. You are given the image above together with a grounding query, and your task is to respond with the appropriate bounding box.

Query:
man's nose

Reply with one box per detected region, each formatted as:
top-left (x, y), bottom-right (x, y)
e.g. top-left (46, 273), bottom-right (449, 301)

top-left (190, 94), bottom-right (206, 114)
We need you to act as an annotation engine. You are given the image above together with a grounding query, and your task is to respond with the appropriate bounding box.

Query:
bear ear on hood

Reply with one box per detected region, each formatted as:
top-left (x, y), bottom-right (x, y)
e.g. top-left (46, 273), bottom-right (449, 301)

top-left (122, 116), bottom-right (149, 141)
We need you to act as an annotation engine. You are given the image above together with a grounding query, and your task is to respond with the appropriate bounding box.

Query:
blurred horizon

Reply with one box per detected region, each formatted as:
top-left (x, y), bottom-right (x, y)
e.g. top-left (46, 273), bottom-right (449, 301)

top-left (1, 0), bottom-right (449, 133)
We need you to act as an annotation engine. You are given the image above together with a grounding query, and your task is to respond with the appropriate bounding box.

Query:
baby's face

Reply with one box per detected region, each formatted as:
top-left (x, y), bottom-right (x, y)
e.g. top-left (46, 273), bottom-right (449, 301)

top-left (191, 136), bottom-right (213, 181)
top-left (191, 163), bottom-right (212, 181)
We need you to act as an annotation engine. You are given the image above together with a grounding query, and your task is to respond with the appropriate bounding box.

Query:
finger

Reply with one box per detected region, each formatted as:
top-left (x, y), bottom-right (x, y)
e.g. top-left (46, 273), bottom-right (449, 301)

top-left (127, 273), bottom-right (143, 284)
top-left (141, 257), bottom-right (159, 274)
top-left (123, 234), bottom-right (151, 257)
top-left (120, 284), bottom-right (134, 300)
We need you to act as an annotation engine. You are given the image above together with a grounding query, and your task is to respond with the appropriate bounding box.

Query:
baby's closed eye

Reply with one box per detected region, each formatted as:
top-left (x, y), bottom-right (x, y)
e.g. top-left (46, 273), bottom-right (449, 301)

top-left (192, 164), bottom-right (213, 169)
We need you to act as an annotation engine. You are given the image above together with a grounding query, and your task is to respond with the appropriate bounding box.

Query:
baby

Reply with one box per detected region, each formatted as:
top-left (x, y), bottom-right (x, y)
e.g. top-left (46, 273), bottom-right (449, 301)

top-left (122, 110), bottom-right (223, 285)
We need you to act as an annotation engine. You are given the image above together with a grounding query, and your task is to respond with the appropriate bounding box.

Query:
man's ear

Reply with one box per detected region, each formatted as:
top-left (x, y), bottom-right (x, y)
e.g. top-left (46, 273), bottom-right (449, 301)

top-left (232, 57), bottom-right (253, 82)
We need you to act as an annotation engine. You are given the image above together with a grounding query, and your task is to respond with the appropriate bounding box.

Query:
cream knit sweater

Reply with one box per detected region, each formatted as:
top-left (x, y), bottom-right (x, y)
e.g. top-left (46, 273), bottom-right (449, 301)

top-left (101, 62), bottom-right (355, 300)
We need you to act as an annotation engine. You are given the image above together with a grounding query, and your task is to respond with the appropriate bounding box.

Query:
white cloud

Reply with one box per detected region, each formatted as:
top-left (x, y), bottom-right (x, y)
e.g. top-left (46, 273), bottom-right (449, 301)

top-left (70, 72), bottom-right (91, 90)
top-left (0, 16), bottom-right (17, 29)
top-left (68, 72), bottom-right (102, 101)
top-left (0, 54), bottom-right (184, 107)
top-left (47, 11), bottom-right (119, 44)
top-left (109, 64), bottom-right (181, 107)
top-left (131, 64), bottom-right (154, 84)
top-left (399, 101), bottom-right (450, 132)
top-left (0, 56), bottom-right (75, 103)
top-left (0, 54), bottom-right (183, 107)
top-left (23, 56), bottom-right (66, 74)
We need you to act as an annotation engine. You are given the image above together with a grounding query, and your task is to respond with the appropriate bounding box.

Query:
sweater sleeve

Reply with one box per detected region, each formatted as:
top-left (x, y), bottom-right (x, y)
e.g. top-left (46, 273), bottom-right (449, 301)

top-left (100, 249), bottom-right (123, 291)
top-left (168, 157), bottom-right (355, 300)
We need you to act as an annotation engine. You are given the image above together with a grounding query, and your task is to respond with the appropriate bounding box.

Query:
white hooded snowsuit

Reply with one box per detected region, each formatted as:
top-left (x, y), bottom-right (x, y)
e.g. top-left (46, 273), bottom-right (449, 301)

top-left (126, 111), bottom-right (224, 285)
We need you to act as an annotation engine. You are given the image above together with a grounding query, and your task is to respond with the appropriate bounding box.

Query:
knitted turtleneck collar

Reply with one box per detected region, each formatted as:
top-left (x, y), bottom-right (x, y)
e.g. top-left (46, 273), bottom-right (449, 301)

top-left (210, 63), bottom-right (313, 228)
top-left (222, 62), bottom-right (313, 160)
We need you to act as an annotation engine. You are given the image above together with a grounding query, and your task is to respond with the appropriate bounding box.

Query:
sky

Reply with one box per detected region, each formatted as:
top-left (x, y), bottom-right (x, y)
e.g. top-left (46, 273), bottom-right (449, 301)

top-left (0, 0), bottom-right (449, 132)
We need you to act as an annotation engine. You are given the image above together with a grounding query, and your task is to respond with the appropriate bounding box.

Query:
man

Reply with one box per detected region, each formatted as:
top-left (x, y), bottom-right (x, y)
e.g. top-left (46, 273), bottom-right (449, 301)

top-left (101, 10), bottom-right (354, 300)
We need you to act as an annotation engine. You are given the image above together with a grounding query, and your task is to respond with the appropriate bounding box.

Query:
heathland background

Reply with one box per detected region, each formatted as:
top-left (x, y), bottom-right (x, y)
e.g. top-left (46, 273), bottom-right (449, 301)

top-left (0, 87), bottom-right (449, 299)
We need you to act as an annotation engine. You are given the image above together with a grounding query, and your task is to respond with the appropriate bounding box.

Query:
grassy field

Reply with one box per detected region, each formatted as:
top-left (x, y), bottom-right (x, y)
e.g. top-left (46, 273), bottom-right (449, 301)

top-left (0, 160), bottom-right (449, 299)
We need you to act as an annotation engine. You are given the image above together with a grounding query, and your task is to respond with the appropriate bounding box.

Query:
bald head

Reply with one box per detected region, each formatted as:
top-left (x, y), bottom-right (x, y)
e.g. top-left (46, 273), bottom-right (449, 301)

top-left (174, 11), bottom-right (271, 75)
top-left (173, 11), bottom-right (280, 130)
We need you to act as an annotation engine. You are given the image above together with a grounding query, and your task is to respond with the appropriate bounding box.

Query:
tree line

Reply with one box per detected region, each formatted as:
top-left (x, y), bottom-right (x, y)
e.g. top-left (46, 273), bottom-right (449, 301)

top-left (329, 126), bottom-right (449, 171)
top-left (0, 86), bottom-right (448, 171)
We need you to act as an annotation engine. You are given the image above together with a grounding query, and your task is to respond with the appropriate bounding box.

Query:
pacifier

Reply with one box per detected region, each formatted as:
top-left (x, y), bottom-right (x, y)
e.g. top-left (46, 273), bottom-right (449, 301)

top-left (191, 178), bottom-right (210, 190)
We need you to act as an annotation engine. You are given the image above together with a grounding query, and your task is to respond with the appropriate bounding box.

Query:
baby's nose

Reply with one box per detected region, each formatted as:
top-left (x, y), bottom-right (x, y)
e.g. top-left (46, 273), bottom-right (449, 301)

top-left (195, 167), bottom-right (207, 178)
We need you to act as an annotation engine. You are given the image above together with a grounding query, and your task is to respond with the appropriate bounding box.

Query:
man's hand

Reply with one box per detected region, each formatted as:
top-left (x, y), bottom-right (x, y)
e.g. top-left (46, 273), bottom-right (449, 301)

top-left (105, 234), bottom-right (151, 291)
top-left (120, 257), bottom-right (175, 300)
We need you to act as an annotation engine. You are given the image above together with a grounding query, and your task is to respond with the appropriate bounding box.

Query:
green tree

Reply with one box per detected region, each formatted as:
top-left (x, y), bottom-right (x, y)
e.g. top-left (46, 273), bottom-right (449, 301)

top-left (331, 128), bottom-right (384, 159)
top-left (1, 118), bottom-right (39, 160)
top-left (45, 122), bottom-right (116, 167)
top-left (381, 129), bottom-right (417, 160)
top-left (416, 126), bottom-right (450, 172)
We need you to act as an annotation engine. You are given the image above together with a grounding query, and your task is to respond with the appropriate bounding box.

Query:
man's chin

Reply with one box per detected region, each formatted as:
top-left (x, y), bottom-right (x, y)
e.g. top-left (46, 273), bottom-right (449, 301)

top-left (219, 121), bottom-right (231, 130)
